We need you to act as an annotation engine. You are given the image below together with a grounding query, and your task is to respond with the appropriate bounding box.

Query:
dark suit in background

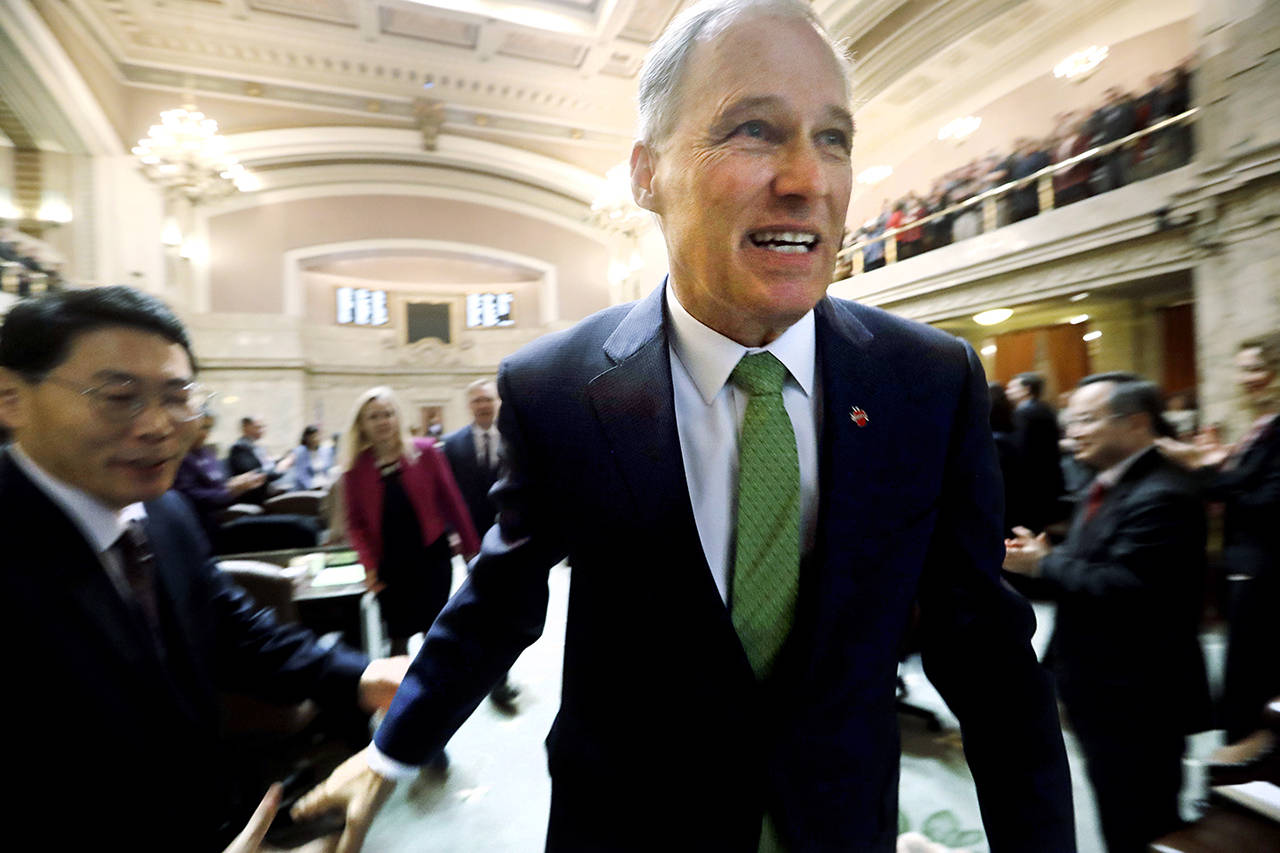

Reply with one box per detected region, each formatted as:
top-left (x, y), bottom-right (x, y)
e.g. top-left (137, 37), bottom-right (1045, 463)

top-left (442, 425), bottom-right (500, 536)
top-left (1020, 447), bottom-right (1211, 852)
top-left (228, 434), bottom-right (284, 505)
top-left (1013, 397), bottom-right (1065, 530)
top-left (1204, 416), bottom-right (1280, 738)
top-left (2, 450), bottom-right (368, 851)
top-left (373, 287), bottom-right (1074, 851)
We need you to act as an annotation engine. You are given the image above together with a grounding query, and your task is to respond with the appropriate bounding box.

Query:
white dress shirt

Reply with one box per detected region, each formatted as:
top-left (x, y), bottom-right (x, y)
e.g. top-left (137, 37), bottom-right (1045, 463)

top-left (9, 442), bottom-right (147, 600)
top-left (665, 285), bottom-right (821, 605)
top-left (470, 423), bottom-right (501, 469)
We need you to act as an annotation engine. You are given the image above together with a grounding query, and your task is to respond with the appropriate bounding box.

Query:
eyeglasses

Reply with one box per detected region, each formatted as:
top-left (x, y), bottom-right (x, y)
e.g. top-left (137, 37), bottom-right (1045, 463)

top-left (1063, 412), bottom-right (1122, 429)
top-left (43, 375), bottom-right (214, 424)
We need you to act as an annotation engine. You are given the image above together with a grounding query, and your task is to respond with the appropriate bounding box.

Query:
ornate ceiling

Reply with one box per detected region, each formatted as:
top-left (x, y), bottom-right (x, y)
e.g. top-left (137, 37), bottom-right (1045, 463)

top-left (3, 0), bottom-right (1196, 202)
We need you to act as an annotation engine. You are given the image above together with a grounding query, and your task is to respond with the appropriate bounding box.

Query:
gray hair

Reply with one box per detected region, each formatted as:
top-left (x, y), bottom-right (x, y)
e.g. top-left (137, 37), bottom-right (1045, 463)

top-left (1078, 372), bottom-right (1176, 438)
top-left (636, 0), bottom-right (851, 147)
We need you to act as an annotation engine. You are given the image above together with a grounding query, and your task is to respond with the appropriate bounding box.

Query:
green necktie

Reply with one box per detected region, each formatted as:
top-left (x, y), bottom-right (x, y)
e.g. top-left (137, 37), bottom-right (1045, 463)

top-left (729, 351), bottom-right (800, 681)
top-left (730, 352), bottom-right (800, 853)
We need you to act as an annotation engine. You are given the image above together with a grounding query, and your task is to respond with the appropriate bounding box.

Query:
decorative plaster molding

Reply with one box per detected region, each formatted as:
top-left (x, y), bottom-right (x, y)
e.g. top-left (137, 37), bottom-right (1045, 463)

top-left (0, 0), bottom-right (121, 155)
top-left (833, 162), bottom-right (1277, 323)
top-left (223, 126), bottom-right (606, 203)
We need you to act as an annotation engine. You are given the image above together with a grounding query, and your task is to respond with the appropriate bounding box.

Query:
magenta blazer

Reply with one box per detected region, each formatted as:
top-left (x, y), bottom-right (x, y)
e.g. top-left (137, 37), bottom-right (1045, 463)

top-left (343, 437), bottom-right (481, 578)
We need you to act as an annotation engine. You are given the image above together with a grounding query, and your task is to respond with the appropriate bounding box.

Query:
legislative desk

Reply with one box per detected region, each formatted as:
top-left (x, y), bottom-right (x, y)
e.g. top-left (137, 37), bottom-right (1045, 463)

top-left (1151, 783), bottom-right (1280, 852)
top-left (220, 546), bottom-right (374, 650)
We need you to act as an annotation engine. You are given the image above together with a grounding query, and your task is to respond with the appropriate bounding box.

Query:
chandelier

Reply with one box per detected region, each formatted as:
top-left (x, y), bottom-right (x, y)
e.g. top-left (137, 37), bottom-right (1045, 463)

top-left (131, 105), bottom-right (259, 203)
top-left (1054, 46), bottom-right (1109, 81)
top-left (588, 164), bottom-right (650, 237)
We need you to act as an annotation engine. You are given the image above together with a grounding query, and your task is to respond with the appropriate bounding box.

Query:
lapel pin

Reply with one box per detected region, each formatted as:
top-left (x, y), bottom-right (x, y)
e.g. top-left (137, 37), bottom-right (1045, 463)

top-left (849, 406), bottom-right (870, 427)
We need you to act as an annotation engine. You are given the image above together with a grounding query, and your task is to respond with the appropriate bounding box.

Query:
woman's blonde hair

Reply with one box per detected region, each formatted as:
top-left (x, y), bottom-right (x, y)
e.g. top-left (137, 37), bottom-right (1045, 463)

top-left (342, 385), bottom-right (420, 470)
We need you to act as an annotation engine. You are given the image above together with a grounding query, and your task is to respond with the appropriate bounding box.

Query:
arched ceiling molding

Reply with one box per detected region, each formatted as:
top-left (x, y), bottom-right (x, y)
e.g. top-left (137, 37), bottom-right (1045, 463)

top-left (190, 184), bottom-right (615, 316)
top-left (281, 238), bottom-right (559, 326)
top-left (225, 126), bottom-right (607, 204)
top-left (0, 0), bottom-right (120, 155)
top-left (198, 179), bottom-right (611, 245)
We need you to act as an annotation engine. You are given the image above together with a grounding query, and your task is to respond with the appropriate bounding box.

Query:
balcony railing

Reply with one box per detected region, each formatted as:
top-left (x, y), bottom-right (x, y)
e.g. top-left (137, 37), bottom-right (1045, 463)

top-left (835, 107), bottom-right (1199, 279)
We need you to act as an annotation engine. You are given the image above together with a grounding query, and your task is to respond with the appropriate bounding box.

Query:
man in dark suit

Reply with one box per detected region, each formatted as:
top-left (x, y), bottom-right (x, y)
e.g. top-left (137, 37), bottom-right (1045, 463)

top-left (1005, 373), bottom-right (1211, 852)
top-left (0, 286), bottom-right (406, 852)
top-left (296, 2), bottom-right (1074, 851)
top-left (1007, 371), bottom-right (1066, 531)
top-left (441, 378), bottom-right (520, 708)
top-left (228, 415), bottom-right (290, 503)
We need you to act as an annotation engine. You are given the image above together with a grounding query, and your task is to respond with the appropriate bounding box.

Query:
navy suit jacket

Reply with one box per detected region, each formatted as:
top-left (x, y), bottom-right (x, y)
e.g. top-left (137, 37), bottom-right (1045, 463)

top-left (375, 285), bottom-right (1074, 851)
top-left (0, 449), bottom-right (368, 851)
top-left (442, 424), bottom-right (500, 535)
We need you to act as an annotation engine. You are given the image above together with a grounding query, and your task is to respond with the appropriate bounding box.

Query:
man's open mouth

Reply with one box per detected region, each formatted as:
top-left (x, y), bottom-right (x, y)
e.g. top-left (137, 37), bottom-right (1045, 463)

top-left (748, 230), bottom-right (820, 254)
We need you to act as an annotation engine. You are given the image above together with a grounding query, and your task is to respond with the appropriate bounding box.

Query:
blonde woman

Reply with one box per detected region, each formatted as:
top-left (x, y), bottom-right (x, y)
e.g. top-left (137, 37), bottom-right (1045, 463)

top-left (341, 387), bottom-right (480, 663)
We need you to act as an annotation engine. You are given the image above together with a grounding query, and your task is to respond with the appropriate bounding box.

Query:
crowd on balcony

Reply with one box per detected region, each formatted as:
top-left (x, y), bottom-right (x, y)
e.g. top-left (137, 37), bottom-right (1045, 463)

top-left (845, 58), bottom-right (1196, 274)
top-left (0, 226), bottom-right (64, 296)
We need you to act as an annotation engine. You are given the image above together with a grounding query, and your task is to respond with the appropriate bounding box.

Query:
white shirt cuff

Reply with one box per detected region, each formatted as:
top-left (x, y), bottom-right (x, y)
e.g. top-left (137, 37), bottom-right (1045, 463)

top-left (365, 743), bottom-right (421, 780)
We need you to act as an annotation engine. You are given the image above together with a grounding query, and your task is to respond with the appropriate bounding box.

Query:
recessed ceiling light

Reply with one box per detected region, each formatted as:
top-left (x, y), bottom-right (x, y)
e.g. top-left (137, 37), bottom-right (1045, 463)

top-left (980, 344), bottom-right (997, 356)
top-left (1054, 46), bottom-right (1109, 81)
top-left (1069, 292), bottom-right (1090, 302)
top-left (1082, 330), bottom-right (1102, 342)
top-left (1068, 314), bottom-right (1089, 325)
top-left (973, 308), bottom-right (1013, 326)
top-left (938, 116), bottom-right (982, 142)
top-left (857, 165), bottom-right (893, 185)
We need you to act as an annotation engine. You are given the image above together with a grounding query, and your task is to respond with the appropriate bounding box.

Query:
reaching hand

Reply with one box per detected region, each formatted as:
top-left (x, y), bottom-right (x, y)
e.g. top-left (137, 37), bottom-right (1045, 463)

top-left (291, 748), bottom-right (396, 853)
top-left (357, 655), bottom-right (411, 714)
top-left (1003, 526), bottom-right (1049, 577)
top-left (222, 784), bottom-right (281, 853)
top-left (1155, 434), bottom-right (1229, 470)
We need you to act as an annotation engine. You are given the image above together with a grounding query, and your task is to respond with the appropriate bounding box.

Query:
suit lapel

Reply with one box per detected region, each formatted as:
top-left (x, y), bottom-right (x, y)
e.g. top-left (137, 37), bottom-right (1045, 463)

top-left (796, 299), bottom-right (880, 680)
top-left (1, 452), bottom-right (161, 673)
top-left (1070, 448), bottom-right (1159, 553)
top-left (585, 286), bottom-right (747, 671)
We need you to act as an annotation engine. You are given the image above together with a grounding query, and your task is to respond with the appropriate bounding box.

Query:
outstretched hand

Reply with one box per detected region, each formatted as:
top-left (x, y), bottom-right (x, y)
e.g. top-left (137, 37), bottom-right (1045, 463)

top-left (1003, 526), bottom-right (1050, 577)
top-left (357, 655), bottom-right (411, 714)
top-left (291, 748), bottom-right (396, 853)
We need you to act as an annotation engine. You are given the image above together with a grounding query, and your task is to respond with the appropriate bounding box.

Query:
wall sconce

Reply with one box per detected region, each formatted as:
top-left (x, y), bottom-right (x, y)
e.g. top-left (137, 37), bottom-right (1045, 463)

top-left (161, 219), bottom-right (183, 247)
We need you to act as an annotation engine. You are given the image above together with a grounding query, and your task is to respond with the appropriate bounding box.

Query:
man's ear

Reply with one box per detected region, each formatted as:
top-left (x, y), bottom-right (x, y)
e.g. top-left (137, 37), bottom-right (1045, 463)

top-left (0, 368), bottom-right (29, 431)
top-left (631, 141), bottom-right (660, 213)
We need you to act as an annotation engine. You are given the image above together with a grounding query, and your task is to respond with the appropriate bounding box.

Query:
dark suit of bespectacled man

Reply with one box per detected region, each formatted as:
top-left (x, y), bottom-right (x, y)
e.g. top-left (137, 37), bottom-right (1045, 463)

top-left (1005, 374), bottom-right (1211, 853)
top-left (0, 285), bottom-right (408, 852)
top-left (295, 2), bottom-right (1076, 851)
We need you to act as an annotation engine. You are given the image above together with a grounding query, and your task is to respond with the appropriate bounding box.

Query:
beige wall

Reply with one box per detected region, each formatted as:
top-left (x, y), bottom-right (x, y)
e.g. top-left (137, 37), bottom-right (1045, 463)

top-left (206, 194), bottom-right (612, 321)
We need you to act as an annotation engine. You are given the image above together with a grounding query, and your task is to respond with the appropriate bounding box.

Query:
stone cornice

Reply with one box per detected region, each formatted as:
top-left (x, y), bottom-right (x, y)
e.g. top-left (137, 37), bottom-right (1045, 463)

top-left (831, 157), bottom-right (1279, 322)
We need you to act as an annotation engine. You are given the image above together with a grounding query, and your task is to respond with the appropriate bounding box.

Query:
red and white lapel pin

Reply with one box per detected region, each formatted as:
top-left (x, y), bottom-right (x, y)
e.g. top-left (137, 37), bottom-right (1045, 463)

top-left (849, 406), bottom-right (870, 427)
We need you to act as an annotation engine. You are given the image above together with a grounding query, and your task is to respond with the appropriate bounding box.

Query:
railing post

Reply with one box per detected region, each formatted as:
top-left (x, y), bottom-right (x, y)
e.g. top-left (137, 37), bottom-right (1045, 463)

top-left (885, 234), bottom-right (897, 264)
top-left (1038, 174), bottom-right (1055, 212)
top-left (982, 197), bottom-right (998, 233)
top-left (852, 248), bottom-right (864, 275)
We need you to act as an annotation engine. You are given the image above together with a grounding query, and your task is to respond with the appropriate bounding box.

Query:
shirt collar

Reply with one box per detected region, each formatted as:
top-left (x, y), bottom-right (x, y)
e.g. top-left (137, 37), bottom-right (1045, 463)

top-left (665, 283), bottom-right (815, 405)
top-left (1095, 443), bottom-right (1155, 488)
top-left (9, 443), bottom-right (146, 553)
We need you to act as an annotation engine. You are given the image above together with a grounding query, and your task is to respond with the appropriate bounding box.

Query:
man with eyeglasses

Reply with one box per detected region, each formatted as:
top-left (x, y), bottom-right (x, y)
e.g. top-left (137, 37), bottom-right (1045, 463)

top-left (1003, 372), bottom-right (1211, 852)
top-left (0, 286), bottom-right (407, 852)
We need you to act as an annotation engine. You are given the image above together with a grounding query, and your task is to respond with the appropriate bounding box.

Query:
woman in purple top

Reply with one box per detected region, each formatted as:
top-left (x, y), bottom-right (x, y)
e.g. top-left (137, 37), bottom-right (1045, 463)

top-left (173, 412), bottom-right (265, 542)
